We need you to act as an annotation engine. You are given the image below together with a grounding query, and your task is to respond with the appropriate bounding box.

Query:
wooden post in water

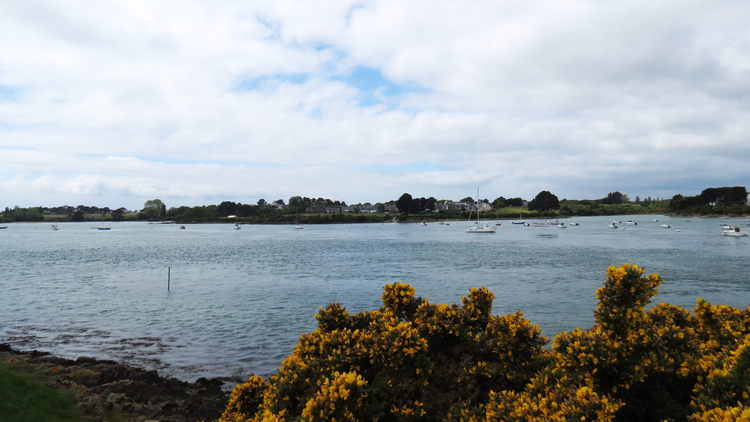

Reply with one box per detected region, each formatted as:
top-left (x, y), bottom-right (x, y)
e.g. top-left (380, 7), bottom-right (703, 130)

top-left (168, 267), bottom-right (171, 291)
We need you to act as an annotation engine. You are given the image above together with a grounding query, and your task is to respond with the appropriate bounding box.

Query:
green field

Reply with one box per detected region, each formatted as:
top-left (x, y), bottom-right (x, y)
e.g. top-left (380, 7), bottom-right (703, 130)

top-left (0, 363), bottom-right (85, 422)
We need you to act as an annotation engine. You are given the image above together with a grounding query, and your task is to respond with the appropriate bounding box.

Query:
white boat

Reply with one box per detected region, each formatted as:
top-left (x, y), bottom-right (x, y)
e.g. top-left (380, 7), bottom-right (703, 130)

top-left (512, 212), bottom-right (526, 225)
top-left (661, 224), bottom-right (672, 228)
top-left (608, 222), bottom-right (618, 229)
top-left (421, 221), bottom-right (427, 226)
top-left (294, 224), bottom-right (304, 229)
top-left (569, 222), bottom-right (580, 226)
top-left (557, 223), bottom-right (567, 228)
top-left (465, 188), bottom-right (496, 233)
top-left (180, 225), bottom-right (186, 229)
top-left (652, 219), bottom-right (659, 222)
top-left (723, 226), bottom-right (748, 237)
top-left (51, 224), bottom-right (59, 230)
top-left (0, 218), bottom-right (7, 229)
top-left (234, 223), bottom-right (241, 230)
top-left (624, 220), bottom-right (638, 226)
top-left (523, 222), bottom-right (531, 226)
top-left (533, 222), bottom-right (550, 227)
top-left (466, 222), bottom-right (496, 233)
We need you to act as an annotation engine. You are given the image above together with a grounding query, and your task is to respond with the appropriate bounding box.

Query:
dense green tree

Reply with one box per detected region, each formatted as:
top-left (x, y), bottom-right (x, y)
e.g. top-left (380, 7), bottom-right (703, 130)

top-left (257, 199), bottom-right (266, 207)
top-left (460, 196), bottom-right (474, 203)
top-left (72, 210), bottom-right (85, 221)
top-left (410, 196), bottom-right (437, 214)
top-left (492, 197), bottom-right (507, 209)
top-left (217, 201), bottom-right (238, 217)
top-left (25, 207), bottom-right (42, 221)
top-left (528, 191), bottom-right (560, 212)
top-left (601, 191), bottom-right (624, 205)
top-left (504, 197), bottom-right (524, 207)
top-left (700, 186), bottom-right (747, 205)
top-left (111, 208), bottom-right (125, 221)
top-left (396, 193), bottom-right (413, 215)
top-left (143, 199), bottom-right (165, 219)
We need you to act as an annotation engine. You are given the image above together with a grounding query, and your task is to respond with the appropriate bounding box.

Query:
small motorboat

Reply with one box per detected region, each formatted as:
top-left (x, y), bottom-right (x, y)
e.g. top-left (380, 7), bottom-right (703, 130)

top-left (624, 220), bottom-right (638, 226)
top-left (294, 224), bottom-right (304, 229)
top-left (722, 226), bottom-right (748, 237)
top-left (661, 224), bottom-right (672, 228)
top-left (421, 221), bottom-right (427, 226)
top-left (495, 222), bottom-right (502, 226)
top-left (569, 222), bottom-right (580, 226)
top-left (558, 223), bottom-right (567, 228)
top-left (180, 225), bottom-right (186, 229)
top-left (608, 222), bottom-right (618, 229)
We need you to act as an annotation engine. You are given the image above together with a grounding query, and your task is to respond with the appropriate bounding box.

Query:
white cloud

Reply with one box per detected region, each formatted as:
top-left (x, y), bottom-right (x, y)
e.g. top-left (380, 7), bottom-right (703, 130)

top-left (1, 0), bottom-right (749, 209)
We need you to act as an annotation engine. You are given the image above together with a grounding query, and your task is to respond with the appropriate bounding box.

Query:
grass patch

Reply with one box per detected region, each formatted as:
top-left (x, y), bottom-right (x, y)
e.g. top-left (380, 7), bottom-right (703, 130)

top-left (0, 364), bottom-right (86, 422)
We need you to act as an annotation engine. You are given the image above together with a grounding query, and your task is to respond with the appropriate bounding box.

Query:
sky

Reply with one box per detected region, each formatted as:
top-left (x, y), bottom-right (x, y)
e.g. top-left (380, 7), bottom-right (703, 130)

top-left (1, 0), bottom-right (749, 210)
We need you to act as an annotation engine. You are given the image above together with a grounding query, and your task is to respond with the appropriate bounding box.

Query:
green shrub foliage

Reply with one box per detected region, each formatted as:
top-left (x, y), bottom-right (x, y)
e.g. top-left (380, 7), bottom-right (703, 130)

top-left (217, 264), bottom-right (750, 422)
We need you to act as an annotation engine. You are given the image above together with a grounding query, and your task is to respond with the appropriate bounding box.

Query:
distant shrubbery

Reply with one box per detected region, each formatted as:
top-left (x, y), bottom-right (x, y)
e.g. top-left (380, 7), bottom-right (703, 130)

top-left (669, 187), bottom-right (749, 216)
top-left (216, 264), bottom-right (750, 422)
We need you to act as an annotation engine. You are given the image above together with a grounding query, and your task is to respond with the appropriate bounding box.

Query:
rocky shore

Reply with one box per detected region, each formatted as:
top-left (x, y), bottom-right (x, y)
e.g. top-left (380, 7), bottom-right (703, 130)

top-left (0, 343), bottom-right (229, 422)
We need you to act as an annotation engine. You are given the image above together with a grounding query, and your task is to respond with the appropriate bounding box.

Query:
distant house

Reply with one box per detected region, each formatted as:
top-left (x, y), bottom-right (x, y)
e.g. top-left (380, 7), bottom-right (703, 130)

top-left (271, 200), bottom-right (285, 210)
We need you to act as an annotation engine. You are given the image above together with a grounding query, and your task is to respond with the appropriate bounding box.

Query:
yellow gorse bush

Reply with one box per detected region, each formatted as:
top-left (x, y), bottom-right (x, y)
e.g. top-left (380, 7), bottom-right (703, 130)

top-left (217, 264), bottom-right (750, 422)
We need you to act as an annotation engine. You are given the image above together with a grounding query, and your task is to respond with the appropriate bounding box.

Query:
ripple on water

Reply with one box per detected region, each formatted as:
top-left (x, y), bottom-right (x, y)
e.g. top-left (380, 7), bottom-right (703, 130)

top-left (1, 217), bottom-right (749, 382)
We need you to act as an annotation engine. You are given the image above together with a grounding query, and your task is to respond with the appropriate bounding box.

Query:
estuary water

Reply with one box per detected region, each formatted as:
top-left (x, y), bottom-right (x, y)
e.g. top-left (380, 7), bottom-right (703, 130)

top-left (1, 215), bottom-right (748, 384)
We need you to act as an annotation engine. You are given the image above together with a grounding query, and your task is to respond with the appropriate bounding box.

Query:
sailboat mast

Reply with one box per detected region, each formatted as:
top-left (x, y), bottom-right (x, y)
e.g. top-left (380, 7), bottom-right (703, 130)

top-left (476, 187), bottom-right (480, 221)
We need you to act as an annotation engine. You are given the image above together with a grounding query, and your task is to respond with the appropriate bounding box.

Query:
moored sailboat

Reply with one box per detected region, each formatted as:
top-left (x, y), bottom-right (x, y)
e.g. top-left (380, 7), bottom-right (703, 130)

top-left (465, 188), bottom-right (496, 233)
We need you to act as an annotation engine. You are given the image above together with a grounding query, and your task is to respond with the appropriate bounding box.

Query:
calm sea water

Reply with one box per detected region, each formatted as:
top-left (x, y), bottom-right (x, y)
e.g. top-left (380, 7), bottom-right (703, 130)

top-left (1, 216), bottom-right (748, 384)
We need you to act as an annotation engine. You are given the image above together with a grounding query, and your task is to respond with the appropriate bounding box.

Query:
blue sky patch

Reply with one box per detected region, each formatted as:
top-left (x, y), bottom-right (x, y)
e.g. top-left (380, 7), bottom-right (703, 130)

top-left (0, 85), bottom-right (20, 101)
top-left (333, 66), bottom-right (426, 107)
top-left (235, 74), bottom-right (308, 91)
top-left (0, 145), bottom-right (37, 151)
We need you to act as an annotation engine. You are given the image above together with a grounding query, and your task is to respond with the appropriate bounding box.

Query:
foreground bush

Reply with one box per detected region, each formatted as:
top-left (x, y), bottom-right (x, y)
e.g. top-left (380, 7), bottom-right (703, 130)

top-left (218, 264), bottom-right (750, 422)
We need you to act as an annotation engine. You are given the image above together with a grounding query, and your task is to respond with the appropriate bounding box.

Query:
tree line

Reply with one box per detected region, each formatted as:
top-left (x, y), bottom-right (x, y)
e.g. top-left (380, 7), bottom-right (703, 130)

top-left (668, 186), bottom-right (748, 215)
top-left (2, 186), bottom-right (746, 223)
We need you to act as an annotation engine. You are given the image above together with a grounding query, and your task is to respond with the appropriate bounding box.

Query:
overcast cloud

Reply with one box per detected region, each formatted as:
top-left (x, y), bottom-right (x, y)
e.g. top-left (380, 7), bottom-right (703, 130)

top-left (1, 0), bottom-right (749, 209)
